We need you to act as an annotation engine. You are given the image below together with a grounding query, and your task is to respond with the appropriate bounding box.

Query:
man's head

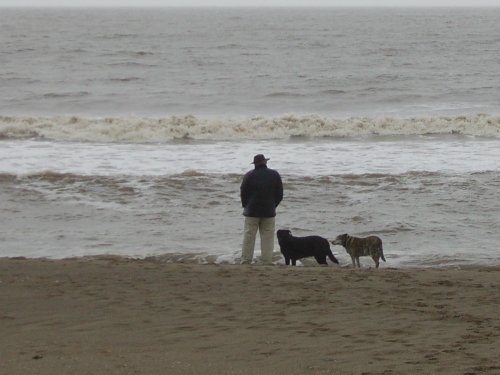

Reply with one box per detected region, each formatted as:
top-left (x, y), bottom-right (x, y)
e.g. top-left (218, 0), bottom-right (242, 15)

top-left (251, 154), bottom-right (269, 166)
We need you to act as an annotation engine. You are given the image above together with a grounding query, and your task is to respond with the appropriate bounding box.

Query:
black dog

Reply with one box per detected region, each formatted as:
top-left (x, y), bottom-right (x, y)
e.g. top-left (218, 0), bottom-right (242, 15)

top-left (276, 229), bottom-right (339, 266)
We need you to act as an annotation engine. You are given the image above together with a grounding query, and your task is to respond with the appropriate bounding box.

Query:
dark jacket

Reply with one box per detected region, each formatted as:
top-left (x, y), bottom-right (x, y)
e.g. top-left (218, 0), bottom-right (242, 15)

top-left (240, 165), bottom-right (283, 218)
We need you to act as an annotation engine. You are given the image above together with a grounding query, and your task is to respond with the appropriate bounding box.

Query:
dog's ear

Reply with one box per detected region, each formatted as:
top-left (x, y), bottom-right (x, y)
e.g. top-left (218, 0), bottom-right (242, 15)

top-left (335, 234), bottom-right (346, 241)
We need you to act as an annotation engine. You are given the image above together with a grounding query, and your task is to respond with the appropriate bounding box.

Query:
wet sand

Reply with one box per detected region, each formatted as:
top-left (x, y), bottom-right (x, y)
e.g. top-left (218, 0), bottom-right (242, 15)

top-left (1, 257), bottom-right (499, 375)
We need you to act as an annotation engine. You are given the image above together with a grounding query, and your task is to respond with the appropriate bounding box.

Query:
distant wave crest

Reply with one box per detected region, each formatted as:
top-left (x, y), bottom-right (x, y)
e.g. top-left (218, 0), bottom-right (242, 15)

top-left (0, 114), bottom-right (499, 142)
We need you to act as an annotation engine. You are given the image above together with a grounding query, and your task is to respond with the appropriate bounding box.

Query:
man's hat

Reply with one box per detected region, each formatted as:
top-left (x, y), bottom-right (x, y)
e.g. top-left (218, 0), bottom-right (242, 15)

top-left (251, 154), bottom-right (269, 164)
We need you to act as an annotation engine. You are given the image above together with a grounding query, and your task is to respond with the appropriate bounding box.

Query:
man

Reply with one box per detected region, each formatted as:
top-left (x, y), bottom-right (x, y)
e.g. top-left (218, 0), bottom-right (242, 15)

top-left (240, 154), bottom-right (283, 265)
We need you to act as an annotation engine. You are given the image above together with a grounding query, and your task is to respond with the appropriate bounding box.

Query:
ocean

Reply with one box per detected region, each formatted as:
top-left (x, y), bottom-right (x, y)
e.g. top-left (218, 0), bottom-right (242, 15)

top-left (1, 7), bottom-right (499, 267)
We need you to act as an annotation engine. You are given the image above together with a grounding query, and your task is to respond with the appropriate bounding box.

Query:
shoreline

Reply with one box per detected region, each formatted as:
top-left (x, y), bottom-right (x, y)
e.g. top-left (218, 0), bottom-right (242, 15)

top-left (4, 254), bottom-right (499, 270)
top-left (1, 257), bottom-right (499, 374)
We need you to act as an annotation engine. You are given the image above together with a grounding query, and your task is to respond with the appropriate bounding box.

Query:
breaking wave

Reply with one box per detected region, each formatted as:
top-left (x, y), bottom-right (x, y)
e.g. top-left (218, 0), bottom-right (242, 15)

top-left (0, 113), bottom-right (499, 142)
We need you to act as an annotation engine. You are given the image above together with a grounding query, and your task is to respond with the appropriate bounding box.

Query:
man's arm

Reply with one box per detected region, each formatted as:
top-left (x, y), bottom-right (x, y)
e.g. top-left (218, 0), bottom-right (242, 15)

top-left (240, 174), bottom-right (249, 208)
top-left (275, 172), bottom-right (283, 207)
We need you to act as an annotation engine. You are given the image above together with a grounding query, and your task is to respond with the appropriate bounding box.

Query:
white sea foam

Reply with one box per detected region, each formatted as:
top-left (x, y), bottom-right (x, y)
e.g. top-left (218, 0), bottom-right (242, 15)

top-left (1, 114), bottom-right (500, 142)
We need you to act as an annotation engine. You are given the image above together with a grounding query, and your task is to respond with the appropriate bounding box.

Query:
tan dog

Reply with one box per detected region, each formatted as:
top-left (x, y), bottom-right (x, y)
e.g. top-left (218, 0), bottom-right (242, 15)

top-left (331, 233), bottom-right (386, 268)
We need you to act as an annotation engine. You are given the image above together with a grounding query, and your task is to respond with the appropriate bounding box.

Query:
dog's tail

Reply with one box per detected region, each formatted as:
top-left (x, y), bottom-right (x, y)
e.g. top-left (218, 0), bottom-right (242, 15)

top-left (327, 249), bottom-right (339, 264)
top-left (380, 244), bottom-right (386, 262)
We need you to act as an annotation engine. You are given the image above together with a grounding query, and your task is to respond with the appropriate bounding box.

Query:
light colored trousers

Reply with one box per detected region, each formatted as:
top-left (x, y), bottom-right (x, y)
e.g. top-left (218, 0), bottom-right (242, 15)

top-left (241, 216), bottom-right (275, 265)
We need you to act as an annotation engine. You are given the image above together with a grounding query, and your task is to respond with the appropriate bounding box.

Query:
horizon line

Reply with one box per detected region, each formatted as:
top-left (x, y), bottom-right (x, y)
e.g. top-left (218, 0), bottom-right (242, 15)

top-left (1, 5), bottom-right (499, 8)
top-left (0, 4), bottom-right (500, 8)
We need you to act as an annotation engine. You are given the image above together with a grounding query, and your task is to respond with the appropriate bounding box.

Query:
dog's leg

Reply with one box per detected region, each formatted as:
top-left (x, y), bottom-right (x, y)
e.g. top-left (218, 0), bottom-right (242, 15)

top-left (350, 255), bottom-right (356, 267)
top-left (284, 256), bottom-right (291, 266)
top-left (372, 255), bottom-right (380, 268)
top-left (292, 258), bottom-right (297, 266)
top-left (355, 257), bottom-right (361, 268)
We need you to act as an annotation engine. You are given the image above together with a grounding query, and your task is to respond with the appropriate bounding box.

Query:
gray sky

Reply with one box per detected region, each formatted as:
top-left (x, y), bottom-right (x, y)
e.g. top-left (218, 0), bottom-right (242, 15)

top-left (0, 0), bottom-right (498, 6)
top-left (0, 0), bottom-right (500, 7)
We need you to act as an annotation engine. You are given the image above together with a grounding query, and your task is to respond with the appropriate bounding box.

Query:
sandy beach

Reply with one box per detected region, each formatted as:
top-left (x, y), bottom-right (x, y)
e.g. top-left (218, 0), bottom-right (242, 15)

top-left (1, 257), bottom-right (499, 375)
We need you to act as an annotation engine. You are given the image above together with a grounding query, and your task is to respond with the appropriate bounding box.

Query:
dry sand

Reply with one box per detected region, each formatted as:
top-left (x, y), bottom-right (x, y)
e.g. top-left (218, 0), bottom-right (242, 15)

top-left (1, 257), bottom-right (499, 375)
